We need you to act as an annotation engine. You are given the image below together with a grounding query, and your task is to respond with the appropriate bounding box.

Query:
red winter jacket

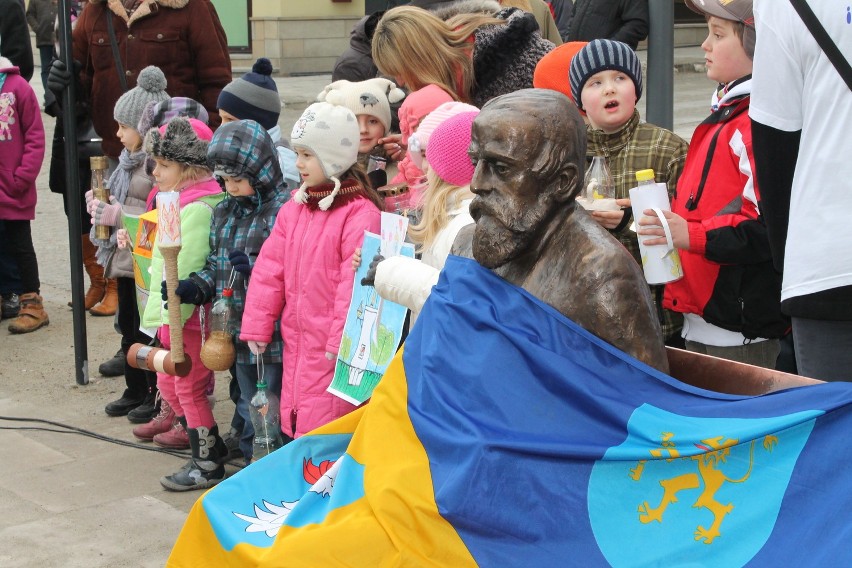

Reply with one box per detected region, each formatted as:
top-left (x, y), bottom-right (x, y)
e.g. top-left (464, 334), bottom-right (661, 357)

top-left (663, 81), bottom-right (786, 339)
top-left (0, 63), bottom-right (45, 221)
top-left (73, 0), bottom-right (230, 157)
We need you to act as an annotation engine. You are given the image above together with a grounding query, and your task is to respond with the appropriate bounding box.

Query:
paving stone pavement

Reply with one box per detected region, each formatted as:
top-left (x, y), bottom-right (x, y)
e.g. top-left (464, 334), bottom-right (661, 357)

top-left (0, 47), bottom-right (714, 567)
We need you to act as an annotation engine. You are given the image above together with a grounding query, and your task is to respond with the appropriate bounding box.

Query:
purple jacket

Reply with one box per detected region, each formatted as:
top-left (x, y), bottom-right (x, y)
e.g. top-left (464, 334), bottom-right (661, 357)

top-left (0, 63), bottom-right (45, 221)
top-left (241, 190), bottom-right (381, 438)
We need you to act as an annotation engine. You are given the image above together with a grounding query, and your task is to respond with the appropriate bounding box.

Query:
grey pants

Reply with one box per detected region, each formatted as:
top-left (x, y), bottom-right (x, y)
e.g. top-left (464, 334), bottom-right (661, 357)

top-left (685, 338), bottom-right (780, 370)
top-left (792, 317), bottom-right (852, 382)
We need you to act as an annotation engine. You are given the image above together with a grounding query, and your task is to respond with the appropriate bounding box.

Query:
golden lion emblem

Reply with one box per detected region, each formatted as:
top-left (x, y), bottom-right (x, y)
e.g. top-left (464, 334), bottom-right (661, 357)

top-left (629, 433), bottom-right (778, 544)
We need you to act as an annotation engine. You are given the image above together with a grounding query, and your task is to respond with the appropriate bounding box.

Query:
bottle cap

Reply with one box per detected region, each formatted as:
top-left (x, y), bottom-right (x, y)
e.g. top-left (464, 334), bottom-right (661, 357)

top-left (223, 288), bottom-right (234, 298)
top-left (256, 380), bottom-right (267, 388)
top-left (635, 169), bottom-right (655, 182)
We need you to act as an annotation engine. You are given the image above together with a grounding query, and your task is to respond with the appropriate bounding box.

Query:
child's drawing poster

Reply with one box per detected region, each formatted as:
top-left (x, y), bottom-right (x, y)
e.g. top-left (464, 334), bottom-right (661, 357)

top-left (125, 209), bottom-right (158, 336)
top-left (380, 211), bottom-right (408, 258)
top-left (328, 231), bottom-right (414, 405)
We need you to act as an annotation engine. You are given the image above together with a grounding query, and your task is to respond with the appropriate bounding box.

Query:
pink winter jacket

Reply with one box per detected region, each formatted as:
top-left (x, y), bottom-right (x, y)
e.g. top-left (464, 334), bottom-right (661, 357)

top-left (0, 63), bottom-right (45, 221)
top-left (240, 190), bottom-right (381, 438)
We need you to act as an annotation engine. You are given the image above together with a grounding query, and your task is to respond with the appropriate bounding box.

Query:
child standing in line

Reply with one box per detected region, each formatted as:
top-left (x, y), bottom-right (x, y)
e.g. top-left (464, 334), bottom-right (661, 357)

top-left (86, 66), bottom-right (169, 422)
top-left (637, 0), bottom-right (786, 368)
top-left (0, 56), bottom-right (48, 334)
top-left (168, 119), bottom-right (291, 465)
top-left (240, 102), bottom-right (383, 439)
top-left (362, 110), bottom-right (479, 327)
top-left (317, 77), bottom-right (406, 180)
top-left (217, 58), bottom-right (301, 189)
top-left (131, 117), bottom-right (226, 490)
top-left (569, 39), bottom-right (689, 346)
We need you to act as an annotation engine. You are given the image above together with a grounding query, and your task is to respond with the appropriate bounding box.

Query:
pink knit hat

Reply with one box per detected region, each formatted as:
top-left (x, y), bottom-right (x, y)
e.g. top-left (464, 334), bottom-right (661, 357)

top-left (426, 111), bottom-right (479, 187)
top-left (398, 84), bottom-right (454, 144)
top-left (408, 101), bottom-right (479, 171)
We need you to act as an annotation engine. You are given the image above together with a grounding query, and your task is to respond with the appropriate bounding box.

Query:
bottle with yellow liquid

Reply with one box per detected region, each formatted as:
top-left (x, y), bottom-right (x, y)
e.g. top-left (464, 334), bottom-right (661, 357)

top-left (585, 155), bottom-right (614, 201)
top-left (578, 155), bottom-right (619, 211)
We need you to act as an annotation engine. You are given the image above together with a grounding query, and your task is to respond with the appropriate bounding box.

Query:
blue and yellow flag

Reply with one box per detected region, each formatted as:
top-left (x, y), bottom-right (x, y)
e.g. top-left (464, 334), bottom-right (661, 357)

top-left (170, 256), bottom-right (852, 567)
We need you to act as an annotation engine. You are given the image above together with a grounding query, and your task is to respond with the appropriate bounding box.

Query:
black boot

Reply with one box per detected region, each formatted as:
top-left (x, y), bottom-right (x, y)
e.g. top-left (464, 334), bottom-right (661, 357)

top-left (160, 423), bottom-right (229, 492)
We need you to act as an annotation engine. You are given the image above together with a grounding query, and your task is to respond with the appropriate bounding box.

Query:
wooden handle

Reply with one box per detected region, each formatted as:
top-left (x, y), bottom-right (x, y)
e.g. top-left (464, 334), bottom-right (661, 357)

top-left (160, 246), bottom-right (184, 363)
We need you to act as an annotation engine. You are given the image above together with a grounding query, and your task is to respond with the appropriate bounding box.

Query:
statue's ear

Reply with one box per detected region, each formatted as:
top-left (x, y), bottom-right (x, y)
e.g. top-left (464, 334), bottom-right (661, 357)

top-left (554, 163), bottom-right (581, 203)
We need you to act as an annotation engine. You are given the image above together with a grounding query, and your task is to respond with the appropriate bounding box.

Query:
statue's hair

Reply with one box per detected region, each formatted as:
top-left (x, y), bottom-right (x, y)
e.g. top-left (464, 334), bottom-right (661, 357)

top-left (372, 6), bottom-right (503, 102)
top-left (482, 89), bottom-right (586, 198)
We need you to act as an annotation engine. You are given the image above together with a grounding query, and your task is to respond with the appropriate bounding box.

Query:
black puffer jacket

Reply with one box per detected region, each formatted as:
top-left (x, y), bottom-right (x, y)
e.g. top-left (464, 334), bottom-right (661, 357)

top-left (567, 0), bottom-right (649, 50)
top-left (332, 12), bottom-right (382, 82)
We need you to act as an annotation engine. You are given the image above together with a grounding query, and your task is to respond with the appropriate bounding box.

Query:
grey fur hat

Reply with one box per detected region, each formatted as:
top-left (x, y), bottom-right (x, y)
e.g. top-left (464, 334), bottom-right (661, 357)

top-left (143, 117), bottom-right (214, 168)
top-left (113, 66), bottom-right (169, 129)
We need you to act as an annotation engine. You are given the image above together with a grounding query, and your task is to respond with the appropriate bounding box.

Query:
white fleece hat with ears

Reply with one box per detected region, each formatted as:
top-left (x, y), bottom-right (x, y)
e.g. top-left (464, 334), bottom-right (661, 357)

top-left (290, 102), bottom-right (360, 210)
top-left (317, 78), bottom-right (406, 135)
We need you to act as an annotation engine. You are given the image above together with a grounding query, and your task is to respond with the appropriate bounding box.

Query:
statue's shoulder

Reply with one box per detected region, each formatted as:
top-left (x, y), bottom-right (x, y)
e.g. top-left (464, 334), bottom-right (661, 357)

top-left (450, 224), bottom-right (475, 259)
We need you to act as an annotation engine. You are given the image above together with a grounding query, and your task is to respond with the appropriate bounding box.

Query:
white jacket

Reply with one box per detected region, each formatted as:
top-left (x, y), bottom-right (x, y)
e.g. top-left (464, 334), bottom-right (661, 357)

top-left (375, 198), bottom-right (473, 327)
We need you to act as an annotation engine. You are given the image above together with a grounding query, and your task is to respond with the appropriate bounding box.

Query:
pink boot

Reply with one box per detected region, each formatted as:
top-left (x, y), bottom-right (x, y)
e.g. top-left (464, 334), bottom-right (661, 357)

top-left (153, 415), bottom-right (190, 449)
top-left (132, 397), bottom-right (176, 442)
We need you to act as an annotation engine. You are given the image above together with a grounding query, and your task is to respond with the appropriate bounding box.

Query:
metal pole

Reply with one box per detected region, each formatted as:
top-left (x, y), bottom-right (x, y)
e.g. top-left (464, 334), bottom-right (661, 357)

top-left (57, 0), bottom-right (90, 385)
top-left (646, 0), bottom-right (674, 130)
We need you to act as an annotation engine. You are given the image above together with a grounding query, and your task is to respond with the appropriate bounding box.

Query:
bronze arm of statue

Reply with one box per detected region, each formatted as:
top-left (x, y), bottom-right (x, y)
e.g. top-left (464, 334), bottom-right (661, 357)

top-left (452, 89), bottom-right (669, 373)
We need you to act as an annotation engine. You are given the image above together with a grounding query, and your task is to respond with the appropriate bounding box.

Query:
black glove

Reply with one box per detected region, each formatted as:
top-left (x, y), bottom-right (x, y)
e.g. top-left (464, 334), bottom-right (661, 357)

top-left (161, 279), bottom-right (204, 306)
top-left (228, 249), bottom-right (252, 276)
top-left (360, 253), bottom-right (385, 287)
top-left (47, 59), bottom-right (80, 95)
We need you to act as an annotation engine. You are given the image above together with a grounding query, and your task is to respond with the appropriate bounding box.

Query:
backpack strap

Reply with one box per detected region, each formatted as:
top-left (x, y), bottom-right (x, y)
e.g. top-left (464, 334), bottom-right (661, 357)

top-left (788, 0), bottom-right (852, 91)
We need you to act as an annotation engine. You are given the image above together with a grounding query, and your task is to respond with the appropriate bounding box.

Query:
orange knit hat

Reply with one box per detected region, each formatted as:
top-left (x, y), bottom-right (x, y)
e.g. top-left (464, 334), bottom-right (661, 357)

top-left (533, 41), bottom-right (589, 109)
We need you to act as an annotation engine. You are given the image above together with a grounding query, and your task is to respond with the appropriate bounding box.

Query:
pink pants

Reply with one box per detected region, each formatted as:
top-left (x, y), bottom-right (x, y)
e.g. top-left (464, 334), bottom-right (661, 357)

top-left (156, 323), bottom-right (215, 429)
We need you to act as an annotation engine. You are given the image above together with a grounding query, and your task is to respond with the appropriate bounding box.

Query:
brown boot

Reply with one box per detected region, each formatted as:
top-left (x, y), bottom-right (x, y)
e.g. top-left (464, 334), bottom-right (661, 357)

top-left (89, 278), bottom-right (118, 317)
top-left (69, 235), bottom-right (106, 309)
top-left (8, 293), bottom-right (49, 334)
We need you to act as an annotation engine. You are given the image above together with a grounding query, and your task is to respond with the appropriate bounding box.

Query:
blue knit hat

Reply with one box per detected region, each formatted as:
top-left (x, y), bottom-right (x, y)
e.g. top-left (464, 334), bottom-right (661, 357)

top-left (217, 58), bottom-right (282, 129)
top-left (569, 40), bottom-right (643, 111)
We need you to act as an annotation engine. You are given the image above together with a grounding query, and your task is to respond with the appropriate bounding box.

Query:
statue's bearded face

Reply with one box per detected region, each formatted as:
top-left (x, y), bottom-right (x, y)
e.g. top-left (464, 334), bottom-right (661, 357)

top-left (467, 113), bottom-right (555, 269)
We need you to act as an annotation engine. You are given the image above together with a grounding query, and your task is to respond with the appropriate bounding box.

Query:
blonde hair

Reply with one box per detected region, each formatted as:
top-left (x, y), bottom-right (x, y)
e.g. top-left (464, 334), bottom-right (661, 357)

top-left (408, 166), bottom-right (474, 253)
top-left (372, 6), bottom-right (503, 102)
top-left (157, 163), bottom-right (211, 191)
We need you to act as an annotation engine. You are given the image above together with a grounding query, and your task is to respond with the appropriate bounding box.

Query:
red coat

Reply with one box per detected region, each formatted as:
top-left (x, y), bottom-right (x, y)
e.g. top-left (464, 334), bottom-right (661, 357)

top-left (0, 64), bottom-right (45, 221)
top-left (663, 83), bottom-right (786, 339)
top-left (73, 0), bottom-right (230, 157)
top-left (241, 189), bottom-right (381, 438)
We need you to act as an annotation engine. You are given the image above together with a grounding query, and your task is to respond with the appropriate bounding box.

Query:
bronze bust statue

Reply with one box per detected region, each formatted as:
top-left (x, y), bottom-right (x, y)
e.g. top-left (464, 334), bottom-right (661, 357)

top-left (453, 89), bottom-right (669, 373)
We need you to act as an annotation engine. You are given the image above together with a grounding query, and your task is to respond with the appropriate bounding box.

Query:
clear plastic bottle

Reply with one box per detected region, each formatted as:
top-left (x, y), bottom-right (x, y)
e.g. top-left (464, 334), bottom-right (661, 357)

top-left (585, 155), bottom-right (615, 200)
top-left (250, 379), bottom-right (283, 460)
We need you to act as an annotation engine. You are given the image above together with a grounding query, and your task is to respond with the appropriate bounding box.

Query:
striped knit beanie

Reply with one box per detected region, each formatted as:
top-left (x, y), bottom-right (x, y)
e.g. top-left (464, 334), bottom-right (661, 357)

top-left (217, 58), bottom-right (282, 130)
top-left (569, 39), bottom-right (643, 111)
